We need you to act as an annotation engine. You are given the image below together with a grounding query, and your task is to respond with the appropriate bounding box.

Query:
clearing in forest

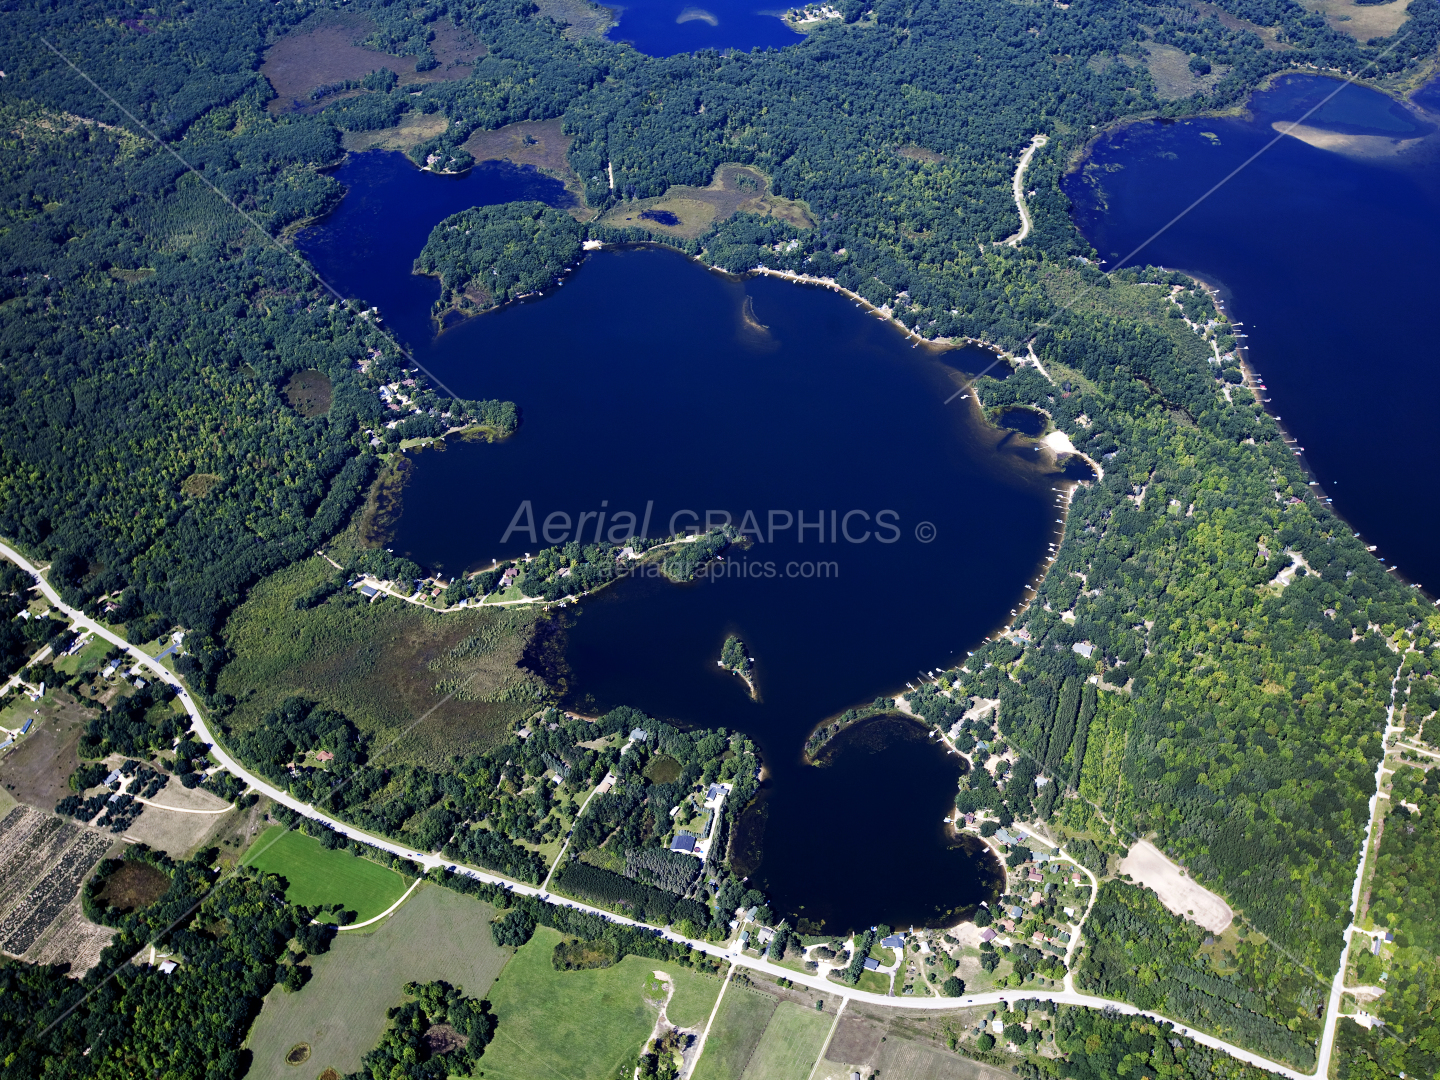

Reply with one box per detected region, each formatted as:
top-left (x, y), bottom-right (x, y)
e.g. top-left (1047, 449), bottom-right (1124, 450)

top-left (600, 165), bottom-right (814, 240)
top-left (282, 369), bottom-right (333, 417)
top-left (243, 886), bottom-right (507, 1080)
top-left (1117, 839), bottom-right (1234, 933)
top-left (241, 826), bottom-right (408, 923)
top-left (216, 557), bottom-right (546, 767)
top-left (260, 13), bottom-right (484, 114)
top-left (462, 119), bottom-right (592, 214)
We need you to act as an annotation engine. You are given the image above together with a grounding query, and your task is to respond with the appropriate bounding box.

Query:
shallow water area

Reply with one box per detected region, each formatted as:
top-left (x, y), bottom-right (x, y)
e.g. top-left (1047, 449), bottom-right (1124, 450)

top-left (605, 0), bottom-right (804, 55)
top-left (300, 149), bottom-right (1067, 931)
top-left (1065, 73), bottom-right (1440, 592)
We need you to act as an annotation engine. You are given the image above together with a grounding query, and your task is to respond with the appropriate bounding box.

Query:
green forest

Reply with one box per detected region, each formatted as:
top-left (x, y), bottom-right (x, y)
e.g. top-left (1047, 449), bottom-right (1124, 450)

top-left (1335, 762), bottom-right (1440, 1080)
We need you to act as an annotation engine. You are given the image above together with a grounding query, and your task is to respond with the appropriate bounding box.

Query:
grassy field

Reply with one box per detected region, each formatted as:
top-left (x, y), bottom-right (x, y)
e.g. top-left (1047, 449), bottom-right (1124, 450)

top-left (599, 164), bottom-right (813, 241)
top-left (244, 886), bottom-right (508, 1080)
top-left (740, 1000), bottom-right (833, 1080)
top-left (481, 926), bottom-right (723, 1080)
top-left (242, 826), bottom-right (408, 922)
top-left (216, 556), bottom-right (545, 767)
top-left (692, 983), bottom-right (780, 1080)
top-left (668, 968), bottom-right (725, 1029)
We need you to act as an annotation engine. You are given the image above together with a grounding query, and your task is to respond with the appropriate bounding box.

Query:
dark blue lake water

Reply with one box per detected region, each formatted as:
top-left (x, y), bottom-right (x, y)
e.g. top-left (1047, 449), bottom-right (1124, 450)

top-left (300, 150), bottom-right (1067, 931)
top-left (605, 0), bottom-right (803, 56)
top-left (1065, 74), bottom-right (1440, 595)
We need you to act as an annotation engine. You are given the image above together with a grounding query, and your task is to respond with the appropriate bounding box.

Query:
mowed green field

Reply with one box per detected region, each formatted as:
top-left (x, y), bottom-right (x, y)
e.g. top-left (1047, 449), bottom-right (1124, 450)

top-left (692, 983), bottom-right (780, 1080)
top-left (244, 886), bottom-right (509, 1080)
top-left (481, 925), bottom-right (724, 1080)
top-left (740, 1000), bottom-right (834, 1080)
top-left (242, 826), bottom-right (408, 922)
top-left (668, 968), bottom-right (727, 1029)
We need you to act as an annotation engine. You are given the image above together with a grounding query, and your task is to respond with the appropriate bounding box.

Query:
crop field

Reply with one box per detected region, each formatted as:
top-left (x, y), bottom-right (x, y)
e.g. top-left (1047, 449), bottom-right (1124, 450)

top-left (242, 826), bottom-right (408, 922)
top-left (818, 1003), bottom-right (1012, 1080)
top-left (481, 925), bottom-right (723, 1080)
top-left (244, 886), bottom-right (508, 1080)
top-left (25, 899), bottom-right (115, 974)
top-left (692, 982), bottom-right (780, 1080)
top-left (0, 809), bottom-right (75, 903)
top-left (737, 999), bottom-right (833, 1080)
top-left (0, 830), bottom-right (113, 955)
top-left (217, 557), bottom-right (545, 767)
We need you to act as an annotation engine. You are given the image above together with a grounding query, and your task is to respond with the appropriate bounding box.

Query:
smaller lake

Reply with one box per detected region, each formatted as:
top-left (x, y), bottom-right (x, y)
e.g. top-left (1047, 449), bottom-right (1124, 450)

top-left (605, 0), bottom-right (804, 56)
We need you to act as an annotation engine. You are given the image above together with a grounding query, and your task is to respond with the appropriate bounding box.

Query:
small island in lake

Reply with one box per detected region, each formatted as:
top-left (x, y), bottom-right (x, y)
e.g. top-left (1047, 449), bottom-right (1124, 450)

top-left (719, 635), bottom-right (757, 699)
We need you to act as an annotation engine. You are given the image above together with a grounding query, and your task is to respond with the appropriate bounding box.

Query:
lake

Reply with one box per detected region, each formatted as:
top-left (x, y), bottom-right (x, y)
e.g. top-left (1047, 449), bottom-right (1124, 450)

top-left (1064, 73), bottom-right (1440, 596)
top-left (604, 0), bottom-right (804, 56)
top-left (301, 150), bottom-right (1065, 932)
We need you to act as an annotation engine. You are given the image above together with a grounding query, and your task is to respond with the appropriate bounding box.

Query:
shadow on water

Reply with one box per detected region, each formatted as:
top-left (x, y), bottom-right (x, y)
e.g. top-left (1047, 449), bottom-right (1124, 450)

top-left (299, 150), bottom-right (1084, 930)
top-left (1065, 73), bottom-right (1440, 593)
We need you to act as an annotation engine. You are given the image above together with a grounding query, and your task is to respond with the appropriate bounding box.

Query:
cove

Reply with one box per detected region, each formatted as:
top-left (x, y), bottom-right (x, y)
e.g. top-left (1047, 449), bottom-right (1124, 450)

top-left (300, 150), bottom-right (1063, 933)
top-left (1064, 74), bottom-right (1440, 594)
top-left (604, 0), bottom-right (804, 57)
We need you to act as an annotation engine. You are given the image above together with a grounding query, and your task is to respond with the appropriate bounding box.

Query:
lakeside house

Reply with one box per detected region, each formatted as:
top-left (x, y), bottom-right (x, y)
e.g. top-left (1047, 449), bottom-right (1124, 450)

top-left (880, 934), bottom-right (905, 948)
top-left (979, 928), bottom-right (997, 943)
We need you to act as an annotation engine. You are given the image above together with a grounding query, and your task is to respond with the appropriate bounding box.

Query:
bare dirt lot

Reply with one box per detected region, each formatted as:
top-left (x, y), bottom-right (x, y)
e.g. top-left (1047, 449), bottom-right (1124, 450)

top-left (601, 164), bottom-right (815, 240)
top-left (0, 697), bottom-right (91, 810)
top-left (1119, 839), bottom-right (1234, 932)
top-left (122, 798), bottom-right (234, 857)
top-left (824, 1013), bottom-right (885, 1064)
top-left (821, 1003), bottom-right (1012, 1080)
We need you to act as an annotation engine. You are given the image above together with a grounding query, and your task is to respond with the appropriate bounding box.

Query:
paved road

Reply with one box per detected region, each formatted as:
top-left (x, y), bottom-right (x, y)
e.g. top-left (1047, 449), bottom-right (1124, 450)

top-left (0, 538), bottom-right (1379, 1080)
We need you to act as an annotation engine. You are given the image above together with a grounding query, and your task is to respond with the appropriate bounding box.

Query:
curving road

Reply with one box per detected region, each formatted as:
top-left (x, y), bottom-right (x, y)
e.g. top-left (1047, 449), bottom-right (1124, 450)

top-left (1002, 133), bottom-right (1049, 248)
top-left (0, 538), bottom-right (1382, 1080)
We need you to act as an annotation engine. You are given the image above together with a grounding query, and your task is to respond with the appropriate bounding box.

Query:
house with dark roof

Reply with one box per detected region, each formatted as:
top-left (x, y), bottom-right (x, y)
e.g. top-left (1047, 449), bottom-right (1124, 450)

top-left (862, 957), bottom-right (880, 971)
top-left (880, 934), bottom-right (905, 948)
top-left (670, 832), bottom-right (697, 853)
